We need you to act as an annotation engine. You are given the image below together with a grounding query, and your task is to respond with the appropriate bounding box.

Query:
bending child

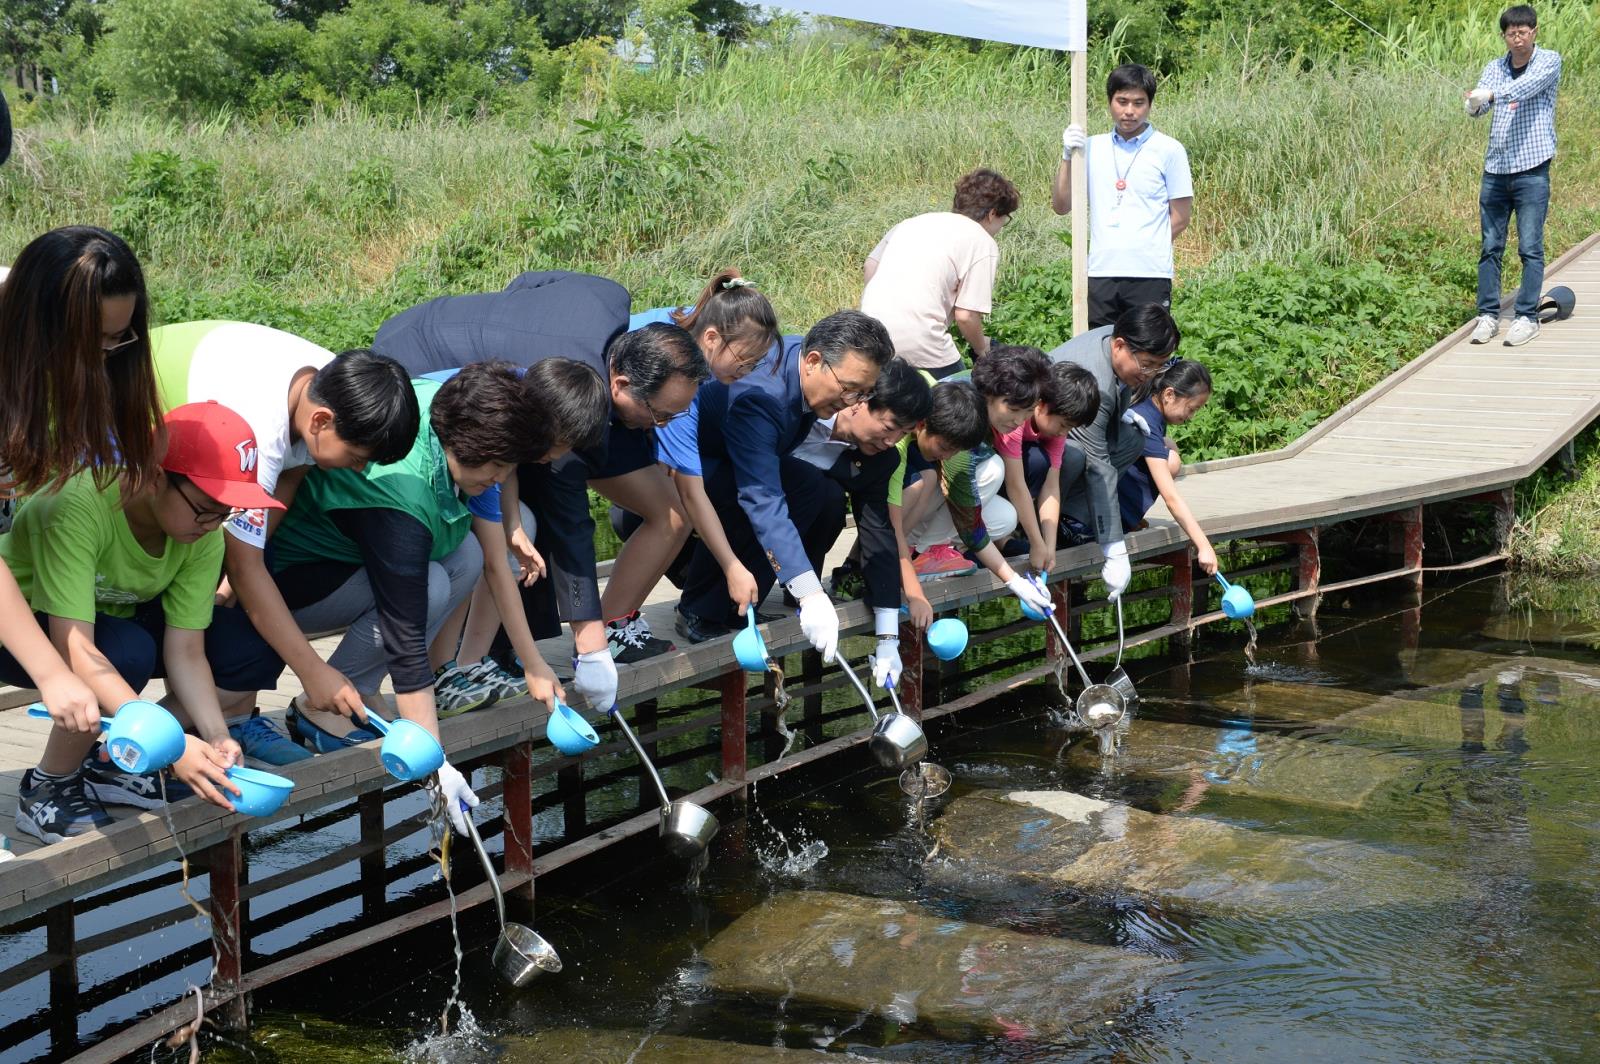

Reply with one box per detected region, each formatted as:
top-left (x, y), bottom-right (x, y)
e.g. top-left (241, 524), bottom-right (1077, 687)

top-left (1118, 359), bottom-right (1217, 573)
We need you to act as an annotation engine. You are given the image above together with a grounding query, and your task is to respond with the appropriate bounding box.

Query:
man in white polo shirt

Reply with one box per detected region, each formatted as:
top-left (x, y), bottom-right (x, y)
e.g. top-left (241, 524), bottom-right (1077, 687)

top-left (1052, 63), bottom-right (1193, 329)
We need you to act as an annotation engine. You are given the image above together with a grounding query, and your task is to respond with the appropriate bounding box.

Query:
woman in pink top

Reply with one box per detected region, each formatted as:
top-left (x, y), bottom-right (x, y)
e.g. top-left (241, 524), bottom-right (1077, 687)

top-left (997, 362), bottom-right (1100, 575)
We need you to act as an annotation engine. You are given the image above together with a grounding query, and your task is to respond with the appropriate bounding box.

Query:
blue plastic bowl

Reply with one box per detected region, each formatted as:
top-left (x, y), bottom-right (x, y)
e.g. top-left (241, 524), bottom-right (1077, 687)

top-left (731, 610), bottom-right (770, 673)
top-left (364, 713), bottom-right (445, 782)
top-left (26, 699), bottom-right (186, 774)
top-left (226, 766), bottom-right (294, 817)
top-left (926, 618), bottom-right (969, 661)
top-left (1214, 572), bottom-right (1257, 620)
top-left (546, 701), bottom-right (600, 756)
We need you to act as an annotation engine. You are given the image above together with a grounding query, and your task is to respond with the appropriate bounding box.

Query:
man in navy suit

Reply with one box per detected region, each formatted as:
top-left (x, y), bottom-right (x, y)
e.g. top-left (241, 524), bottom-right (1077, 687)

top-left (676, 311), bottom-right (897, 668)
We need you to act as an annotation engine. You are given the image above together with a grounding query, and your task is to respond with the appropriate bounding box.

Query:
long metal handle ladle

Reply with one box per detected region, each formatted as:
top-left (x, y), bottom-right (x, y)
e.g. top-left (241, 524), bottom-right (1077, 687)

top-left (1042, 609), bottom-right (1095, 690)
top-left (835, 657), bottom-right (882, 722)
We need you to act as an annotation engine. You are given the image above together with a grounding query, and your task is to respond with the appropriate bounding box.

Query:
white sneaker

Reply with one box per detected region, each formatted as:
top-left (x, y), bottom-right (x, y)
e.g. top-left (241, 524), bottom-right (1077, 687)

top-left (1503, 316), bottom-right (1539, 347)
top-left (1469, 314), bottom-right (1499, 344)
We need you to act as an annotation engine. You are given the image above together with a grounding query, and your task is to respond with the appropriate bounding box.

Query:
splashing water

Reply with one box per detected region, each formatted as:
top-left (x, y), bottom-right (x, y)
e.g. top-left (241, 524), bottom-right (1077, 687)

top-left (750, 799), bottom-right (829, 876)
top-left (683, 845), bottom-right (711, 892)
top-left (401, 1002), bottom-right (492, 1063)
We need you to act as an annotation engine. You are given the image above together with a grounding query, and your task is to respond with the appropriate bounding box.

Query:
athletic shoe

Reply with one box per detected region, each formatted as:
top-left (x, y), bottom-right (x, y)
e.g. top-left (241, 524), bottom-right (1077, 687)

top-left (15, 769), bottom-right (113, 844)
top-left (606, 610), bottom-right (677, 663)
top-left (230, 713), bottom-right (314, 766)
top-left (80, 751), bottom-right (169, 810)
top-left (674, 606), bottom-right (734, 645)
top-left (1469, 314), bottom-right (1499, 344)
top-left (1504, 316), bottom-right (1539, 347)
top-left (913, 544), bottom-right (977, 581)
top-left (434, 658), bottom-right (499, 717)
top-left (466, 656), bottom-right (527, 701)
top-left (286, 702), bottom-right (382, 753)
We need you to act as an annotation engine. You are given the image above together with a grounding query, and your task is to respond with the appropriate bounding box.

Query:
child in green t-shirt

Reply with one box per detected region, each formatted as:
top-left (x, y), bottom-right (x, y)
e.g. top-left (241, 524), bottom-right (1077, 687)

top-left (0, 402), bottom-right (286, 844)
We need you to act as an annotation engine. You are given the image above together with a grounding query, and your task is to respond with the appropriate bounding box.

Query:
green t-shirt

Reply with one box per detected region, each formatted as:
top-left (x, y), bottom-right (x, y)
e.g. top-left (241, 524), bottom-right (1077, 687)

top-left (0, 472), bottom-right (224, 629)
top-left (889, 370), bottom-right (990, 551)
top-left (271, 379), bottom-right (472, 570)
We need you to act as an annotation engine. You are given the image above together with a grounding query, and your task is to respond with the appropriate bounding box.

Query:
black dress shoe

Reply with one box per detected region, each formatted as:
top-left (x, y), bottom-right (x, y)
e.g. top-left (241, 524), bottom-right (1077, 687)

top-left (674, 606), bottom-right (735, 644)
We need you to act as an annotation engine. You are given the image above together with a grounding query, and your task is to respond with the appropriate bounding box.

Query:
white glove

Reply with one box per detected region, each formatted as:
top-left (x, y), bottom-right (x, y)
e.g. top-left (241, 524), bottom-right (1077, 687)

top-left (572, 648), bottom-right (618, 712)
top-left (1465, 88), bottom-right (1493, 116)
top-left (436, 761), bottom-right (479, 836)
top-left (1062, 123), bottom-right (1087, 159)
top-left (798, 591), bottom-right (840, 663)
top-left (1122, 407), bottom-right (1152, 435)
top-left (1101, 541), bottom-right (1132, 601)
top-left (1005, 574), bottom-right (1053, 613)
top-left (871, 637), bottom-right (903, 689)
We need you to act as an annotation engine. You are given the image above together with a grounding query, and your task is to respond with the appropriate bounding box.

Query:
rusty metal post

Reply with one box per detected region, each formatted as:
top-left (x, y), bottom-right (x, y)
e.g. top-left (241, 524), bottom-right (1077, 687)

top-left (557, 761), bottom-right (585, 841)
top-left (1467, 487), bottom-right (1516, 551)
top-left (502, 740), bottom-right (535, 908)
top-left (800, 648), bottom-right (823, 745)
top-left (358, 790), bottom-right (385, 916)
top-left (1162, 548), bottom-right (1194, 643)
top-left (208, 830), bottom-right (248, 1029)
top-left (46, 901), bottom-right (77, 1057)
top-left (1045, 579), bottom-right (1072, 660)
top-left (897, 618), bottom-right (924, 719)
top-left (1259, 528), bottom-right (1321, 618)
top-left (1384, 504), bottom-right (1425, 590)
top-left (720, 669), bottom-right (747, 786)
top-left (634, 698), bottom-right (659, 814)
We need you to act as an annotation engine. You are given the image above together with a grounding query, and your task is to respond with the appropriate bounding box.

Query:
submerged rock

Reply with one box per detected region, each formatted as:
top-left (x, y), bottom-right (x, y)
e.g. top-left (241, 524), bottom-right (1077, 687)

top-left (1070, 718), bottom-right (1414, 810)
top-left (930, 791), bottom-right (1455, 917)
top-left (701, 891), bottom-right (1169, 1040)
top-left (501, 1028), bottom-right (884, 1061)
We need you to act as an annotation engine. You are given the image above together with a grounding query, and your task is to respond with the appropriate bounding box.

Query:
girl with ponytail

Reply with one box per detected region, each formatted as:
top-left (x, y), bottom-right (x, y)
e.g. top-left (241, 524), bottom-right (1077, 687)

top-left (1117, 358), bottom-right (1218, 573)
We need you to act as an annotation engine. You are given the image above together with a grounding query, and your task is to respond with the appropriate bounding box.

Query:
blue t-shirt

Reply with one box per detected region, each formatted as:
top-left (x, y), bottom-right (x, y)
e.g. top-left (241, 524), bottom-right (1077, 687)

top-left (633, 307), bottom-right (705, 476)
top-left (419, 368), bottom-right (507, 522)
top-left (1116, 396), bottom-right (1169, 530)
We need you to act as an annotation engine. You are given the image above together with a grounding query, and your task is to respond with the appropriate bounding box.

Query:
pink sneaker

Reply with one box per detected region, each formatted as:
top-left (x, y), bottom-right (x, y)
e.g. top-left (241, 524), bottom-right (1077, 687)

top-left (913, 543), bottom-right (977, 581)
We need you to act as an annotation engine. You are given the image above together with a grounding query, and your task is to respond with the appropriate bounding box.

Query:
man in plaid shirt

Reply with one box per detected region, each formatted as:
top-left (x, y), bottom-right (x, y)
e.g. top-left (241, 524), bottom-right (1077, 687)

top-left (1465, 5), bottom-right (1562, 348)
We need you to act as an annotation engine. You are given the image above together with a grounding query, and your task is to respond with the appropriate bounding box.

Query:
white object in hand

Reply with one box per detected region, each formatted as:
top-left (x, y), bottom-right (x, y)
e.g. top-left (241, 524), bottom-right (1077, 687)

top-left (572, 649), bottom-right (618, 712)
top-left (798, 592), bottom-right (840, 663)
top-left (1005, 574), bottom-right (1053, 613)
top-left (1465, 88), bottom-right (1493, 116)
top-left (871, 637), bottom-right (903, 689)
top-left (1101, 541), bottom-right (1132, 601)
top-left (1062, 123), bottom-right (1087, 159)
top-left (436, 762), bottom-right (480, 834)
top-left (1122, 407), bottom-right (1152, 435)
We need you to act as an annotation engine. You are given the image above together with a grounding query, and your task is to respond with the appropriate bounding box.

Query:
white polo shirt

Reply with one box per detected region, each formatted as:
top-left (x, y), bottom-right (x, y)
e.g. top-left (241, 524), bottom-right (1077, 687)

top-left (1085, 125), bottom-right (1193, 280)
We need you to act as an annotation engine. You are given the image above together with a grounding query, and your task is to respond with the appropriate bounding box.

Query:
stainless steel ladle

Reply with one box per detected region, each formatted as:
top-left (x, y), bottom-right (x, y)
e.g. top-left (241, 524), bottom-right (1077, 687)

top-left (458, 809), bottom-right (562, 987)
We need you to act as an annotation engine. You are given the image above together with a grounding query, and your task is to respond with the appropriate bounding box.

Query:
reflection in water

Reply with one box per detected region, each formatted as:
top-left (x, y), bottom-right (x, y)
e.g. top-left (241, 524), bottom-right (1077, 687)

top-left (210, 577), bottom-right (1600, 1063)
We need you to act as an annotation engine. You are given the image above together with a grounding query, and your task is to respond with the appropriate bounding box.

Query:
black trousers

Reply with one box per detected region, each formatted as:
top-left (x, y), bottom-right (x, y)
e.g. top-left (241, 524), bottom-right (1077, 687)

top-left (679, 448), bottom-right (900, 628)
top-left (1088, 276), bottom-right (1172, 329)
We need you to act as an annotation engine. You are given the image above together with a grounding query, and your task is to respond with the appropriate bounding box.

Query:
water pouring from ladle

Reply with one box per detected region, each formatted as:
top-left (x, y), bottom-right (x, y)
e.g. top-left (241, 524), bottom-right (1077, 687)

top-left (456, 804), bottom-right (561, 987)
top-left (607, 706), bottom-right (720, 859)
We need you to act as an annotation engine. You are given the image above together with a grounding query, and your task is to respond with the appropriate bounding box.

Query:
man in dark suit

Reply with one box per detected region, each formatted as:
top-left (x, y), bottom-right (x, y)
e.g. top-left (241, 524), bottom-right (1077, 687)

top-left (676, 311), bottom-right (896, 667)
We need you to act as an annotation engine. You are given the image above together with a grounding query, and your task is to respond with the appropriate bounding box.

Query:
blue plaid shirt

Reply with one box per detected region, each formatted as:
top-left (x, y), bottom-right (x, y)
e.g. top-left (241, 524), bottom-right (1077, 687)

top-left (1473, 47), bottom-right (1561, 175)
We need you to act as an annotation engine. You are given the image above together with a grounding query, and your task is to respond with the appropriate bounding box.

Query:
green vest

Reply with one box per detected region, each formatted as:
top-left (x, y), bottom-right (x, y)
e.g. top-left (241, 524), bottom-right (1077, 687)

top-left (271, 379), bottom-right (471, 570)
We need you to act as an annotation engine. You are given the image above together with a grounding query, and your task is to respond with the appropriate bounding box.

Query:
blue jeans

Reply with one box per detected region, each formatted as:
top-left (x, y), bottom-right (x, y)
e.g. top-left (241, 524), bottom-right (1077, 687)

top-left (1478, 160), bottom-right (1550, 319)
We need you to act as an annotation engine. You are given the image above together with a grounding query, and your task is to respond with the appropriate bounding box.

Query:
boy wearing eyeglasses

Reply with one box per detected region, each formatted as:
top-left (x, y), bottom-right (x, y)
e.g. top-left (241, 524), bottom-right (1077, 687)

top-left (0, 403), bottom-right (284, 843)
top-left (1464, 5), bottom-right (1562, 348)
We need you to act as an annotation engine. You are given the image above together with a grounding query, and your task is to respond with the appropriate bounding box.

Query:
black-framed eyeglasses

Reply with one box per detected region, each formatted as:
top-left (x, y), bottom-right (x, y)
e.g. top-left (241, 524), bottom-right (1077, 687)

top-left (103, 327), bottom-right (140, 354)
top-left (823, 359), bottom-right (876, 405)
top-left (173, 479), bottom-right (243, 528)
top-left (641, 394), bottom-right (688, 428)
top-left (1503, 27), bottom-right (1534, 39)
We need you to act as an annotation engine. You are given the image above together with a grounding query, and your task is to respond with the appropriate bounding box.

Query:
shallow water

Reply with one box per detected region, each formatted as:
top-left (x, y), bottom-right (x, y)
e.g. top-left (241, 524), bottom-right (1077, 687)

top-left (196, 576), bottom-right (1600, 1061)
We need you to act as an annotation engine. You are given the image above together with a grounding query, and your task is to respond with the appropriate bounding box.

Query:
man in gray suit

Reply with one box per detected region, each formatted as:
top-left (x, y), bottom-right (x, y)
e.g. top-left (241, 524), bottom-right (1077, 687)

top-left (1047, 304), bottom-right (1181, 599)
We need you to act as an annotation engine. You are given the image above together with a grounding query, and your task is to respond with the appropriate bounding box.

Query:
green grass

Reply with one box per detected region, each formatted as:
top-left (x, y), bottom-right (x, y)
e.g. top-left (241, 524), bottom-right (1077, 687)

top-left (3, 4), bottom-right (1598, 564)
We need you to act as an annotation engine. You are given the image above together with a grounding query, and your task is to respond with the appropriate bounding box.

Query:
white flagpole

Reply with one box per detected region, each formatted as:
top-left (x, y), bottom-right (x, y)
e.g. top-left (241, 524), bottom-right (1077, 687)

top-left (1070, 47), bottom-right (1087, 335)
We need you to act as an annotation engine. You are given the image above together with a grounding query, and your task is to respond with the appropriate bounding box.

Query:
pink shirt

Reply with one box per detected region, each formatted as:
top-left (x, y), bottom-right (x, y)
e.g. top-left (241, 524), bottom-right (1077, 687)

top-left (995, 418), bottom-right (1068, 468)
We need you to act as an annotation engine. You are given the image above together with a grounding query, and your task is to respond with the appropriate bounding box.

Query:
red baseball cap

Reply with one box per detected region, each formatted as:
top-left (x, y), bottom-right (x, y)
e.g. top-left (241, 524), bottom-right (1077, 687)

top-left (161, 401), bottom-right (285, 512)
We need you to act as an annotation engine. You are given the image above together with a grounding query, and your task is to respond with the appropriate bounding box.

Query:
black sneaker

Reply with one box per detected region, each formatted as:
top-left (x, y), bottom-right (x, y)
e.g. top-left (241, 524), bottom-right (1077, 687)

top-left (82, 751), bottom-right (169, 810)
top-left (14, 769), bottom-right (113, 844)
top-left (607, 610), bottom-right (677, 663)
top-left (674, 606), bottom-right (734, 645)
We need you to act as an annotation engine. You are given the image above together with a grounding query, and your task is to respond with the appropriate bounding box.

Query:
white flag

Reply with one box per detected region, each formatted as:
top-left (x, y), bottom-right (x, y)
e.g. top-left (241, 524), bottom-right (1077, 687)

top-left (769, 0), bottom-right (1087, 52)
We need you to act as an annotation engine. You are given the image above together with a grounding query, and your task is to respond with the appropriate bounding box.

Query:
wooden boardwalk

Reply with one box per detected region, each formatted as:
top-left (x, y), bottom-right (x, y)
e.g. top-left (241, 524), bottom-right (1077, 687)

top-left (2, 232), bottom-right (1598, 1059)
